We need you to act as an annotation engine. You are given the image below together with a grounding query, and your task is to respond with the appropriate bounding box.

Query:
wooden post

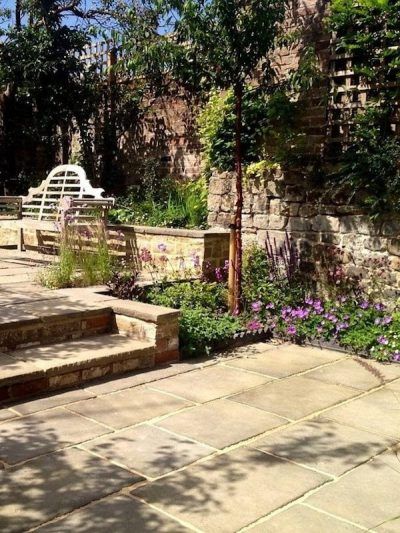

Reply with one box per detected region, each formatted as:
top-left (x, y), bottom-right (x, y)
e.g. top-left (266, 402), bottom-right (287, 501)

top-left (228, 223), bottom-right (236, 314)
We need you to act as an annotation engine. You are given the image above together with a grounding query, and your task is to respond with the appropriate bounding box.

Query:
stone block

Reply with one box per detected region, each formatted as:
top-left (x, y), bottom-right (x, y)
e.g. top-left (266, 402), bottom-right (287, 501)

top-left (49, 371), bottom-right (81, 389)
top-left (268, 214), bottom-right (288, 230)
top-left (288, 217), bottom-right (312, 232)
top-left (388, 238), bottom-right (400, 256)
top-left (252, 194), bottom-right (267, 213)
top-left (381, 218), bottom-right (400, 236)
top-left (340, 215), bottom-right (373, 235)
top-left (365, 237), bottom-right (388, 252)
top-left (253, 215), bottom-right (269, 230)
top-left (312, 215), bottom-right (340, 233)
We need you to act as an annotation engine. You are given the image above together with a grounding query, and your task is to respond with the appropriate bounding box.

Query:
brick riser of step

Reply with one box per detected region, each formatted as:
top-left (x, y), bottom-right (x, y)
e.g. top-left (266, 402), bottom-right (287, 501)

top-left (0, 334), bottom-right (156, 402)
top-left (0, 308), bottom-right (114, 352)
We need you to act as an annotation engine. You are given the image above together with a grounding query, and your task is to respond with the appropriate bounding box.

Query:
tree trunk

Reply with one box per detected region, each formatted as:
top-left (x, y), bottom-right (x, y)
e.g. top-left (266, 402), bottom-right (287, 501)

top-left (15, 0), bottom-right (21, 30)
top-left (233, 81), bottom-right (244, 314)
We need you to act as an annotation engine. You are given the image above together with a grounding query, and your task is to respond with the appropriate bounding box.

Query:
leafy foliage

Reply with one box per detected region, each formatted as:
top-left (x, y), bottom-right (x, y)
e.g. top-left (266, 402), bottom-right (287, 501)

top-left (327, 0), bottom-right (400, 215)
top-left (179, 309), bottom-right (240, 357)
top-left (332, 108), bottom-right (400, 216)
top-left (147, 280), bottom-right (228, 312)
top-left (110, 177), bottom-right (208, 229)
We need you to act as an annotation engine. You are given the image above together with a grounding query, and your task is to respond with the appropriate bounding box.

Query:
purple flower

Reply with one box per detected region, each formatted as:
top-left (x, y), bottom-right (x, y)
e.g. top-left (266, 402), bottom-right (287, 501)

top-left (215, 267), bottom-right (224, 283)
top-left (377, 335), bottom-right (389, 345)
top-left (247, 319), bottom-right (262, 331)
top-left (292, 307), bottom-right (309, 320)
top-left (375, 303), bottom-right (386, 311)
top-left (305, 297), bottom-right (314, 306)
top-left (251, 301), bottom-right (263, 313)
top-left (316, 326), bottom-right (323, 334)
top-left (392, 351), bottom-right (400, 362)
top-left (265, 302), bottom-right (275, 310)
top-left (324, 313), bottom-right (337, 323)
top-left (281, 306), bottom-right (293, 319)
top-left (382, 316), bottom-right (393, 325)
top-left (360, 301), bottom-right (369, 310)
top-left (336, 321), bottom-right (349, 332)
top-left (287, 325), bottom-right (297, 336)
top-left (158, 243), bottom-right (167, 252)
top-left (192, 254), bottom-right (200, 268)
top-left (313, 300), bottom-right (324, 314)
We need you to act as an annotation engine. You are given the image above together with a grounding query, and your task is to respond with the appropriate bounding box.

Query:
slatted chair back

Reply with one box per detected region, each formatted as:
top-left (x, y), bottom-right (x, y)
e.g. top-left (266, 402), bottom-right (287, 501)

top-left (21, 165), bottom-right (107, 221)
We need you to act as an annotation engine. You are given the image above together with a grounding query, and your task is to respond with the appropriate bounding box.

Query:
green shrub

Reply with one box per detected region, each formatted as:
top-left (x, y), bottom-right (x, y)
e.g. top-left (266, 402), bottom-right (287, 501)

top-left (147, 280), bottom-right (228, 312)
top-left (179, 309), bottom-right (240, 358)
top-left (109, 177), bottom-right (208, 229)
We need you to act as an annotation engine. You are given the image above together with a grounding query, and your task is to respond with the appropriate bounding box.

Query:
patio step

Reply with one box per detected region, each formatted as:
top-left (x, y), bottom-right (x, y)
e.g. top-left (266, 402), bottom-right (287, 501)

top-left (0, 334), bottom-right (155, 401)
top-left (0, 299), bottom-right (115, 351)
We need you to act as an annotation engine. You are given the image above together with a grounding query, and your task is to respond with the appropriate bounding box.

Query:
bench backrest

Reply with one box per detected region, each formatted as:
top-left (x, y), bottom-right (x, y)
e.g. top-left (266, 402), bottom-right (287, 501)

top-left (22, 165), bottom-right (106, 221)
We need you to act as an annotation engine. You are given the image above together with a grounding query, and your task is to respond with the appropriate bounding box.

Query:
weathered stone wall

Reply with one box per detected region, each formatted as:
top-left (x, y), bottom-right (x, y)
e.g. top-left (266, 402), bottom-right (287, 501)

top-left (208, 169), bottom-right (400, 296)
top-left (0, 220), bottom-right (230, 274)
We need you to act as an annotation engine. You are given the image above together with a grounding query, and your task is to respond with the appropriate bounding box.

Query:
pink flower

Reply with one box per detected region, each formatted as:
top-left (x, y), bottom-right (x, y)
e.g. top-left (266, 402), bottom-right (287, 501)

top-left (140, 248), bottom-right (152, 263)
top-left (247, 319), bottom-right (262, 331)
top-left (287, 325), bottom-right (297, 336)
top-left (251, 301), bottom-right (262, 313)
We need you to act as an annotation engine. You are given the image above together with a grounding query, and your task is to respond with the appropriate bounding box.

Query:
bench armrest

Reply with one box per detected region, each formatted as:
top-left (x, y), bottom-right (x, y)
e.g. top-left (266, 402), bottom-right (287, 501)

top-left (0, 196), bottom-right (23, 219)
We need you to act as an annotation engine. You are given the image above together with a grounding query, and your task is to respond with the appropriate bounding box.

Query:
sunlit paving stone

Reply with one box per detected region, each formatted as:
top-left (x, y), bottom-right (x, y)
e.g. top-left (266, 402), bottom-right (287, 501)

top-left (133, 448), bottom-right (328, 532)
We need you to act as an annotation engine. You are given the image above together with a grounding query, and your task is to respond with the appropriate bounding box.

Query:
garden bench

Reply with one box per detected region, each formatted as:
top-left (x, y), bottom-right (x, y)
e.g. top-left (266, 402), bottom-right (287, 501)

top-left (0, 164), bottom-right (114, 251)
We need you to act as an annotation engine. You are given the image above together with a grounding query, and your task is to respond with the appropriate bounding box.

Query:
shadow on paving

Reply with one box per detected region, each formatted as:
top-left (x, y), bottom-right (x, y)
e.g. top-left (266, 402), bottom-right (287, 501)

top-left (0, 413), bottom-right (142, 533)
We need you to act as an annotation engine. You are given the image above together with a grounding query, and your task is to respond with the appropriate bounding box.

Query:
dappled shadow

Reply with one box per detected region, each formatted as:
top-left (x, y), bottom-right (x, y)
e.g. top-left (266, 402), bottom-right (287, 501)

top-left (251, 417), bottom-right (397, 476)
top-left (0, 410), bottom-right (142, 533)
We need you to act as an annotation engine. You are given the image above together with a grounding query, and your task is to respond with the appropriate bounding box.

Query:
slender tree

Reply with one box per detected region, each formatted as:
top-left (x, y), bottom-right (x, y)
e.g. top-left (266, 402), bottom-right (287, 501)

top-left (147, 0), bottom-right (289, 312)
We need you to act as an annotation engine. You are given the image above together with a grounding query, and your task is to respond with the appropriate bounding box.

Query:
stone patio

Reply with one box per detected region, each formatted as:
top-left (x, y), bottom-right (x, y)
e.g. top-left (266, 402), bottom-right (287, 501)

top-left (1, 342), bottom-right (400, 532)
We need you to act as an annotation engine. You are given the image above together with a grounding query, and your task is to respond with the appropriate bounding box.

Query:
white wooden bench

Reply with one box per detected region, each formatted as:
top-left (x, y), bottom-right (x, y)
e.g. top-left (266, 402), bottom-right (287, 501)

top-left (0, 165), bottom-right (115, 251)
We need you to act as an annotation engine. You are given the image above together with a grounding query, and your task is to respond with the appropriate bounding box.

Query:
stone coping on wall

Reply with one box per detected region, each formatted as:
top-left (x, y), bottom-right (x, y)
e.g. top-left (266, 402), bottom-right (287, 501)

top-left (108, 223), bottom-right (229, 239)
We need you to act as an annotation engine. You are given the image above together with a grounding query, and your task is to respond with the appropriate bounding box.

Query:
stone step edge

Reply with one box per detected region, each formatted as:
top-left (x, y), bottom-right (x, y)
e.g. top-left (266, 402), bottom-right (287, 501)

top-left (0, 340), bottom-right (156, 402)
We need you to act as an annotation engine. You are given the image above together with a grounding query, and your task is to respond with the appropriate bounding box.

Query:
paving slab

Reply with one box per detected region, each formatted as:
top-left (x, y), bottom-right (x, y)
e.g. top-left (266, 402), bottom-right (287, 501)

top-left (9, 388), bottom-right (95, 416)
top-left (67, 386), bottom-right (192, 429)
top-left (326, 388), bottom-right (400, 439)
top-left (306, 449), bottom-right (400, 530)
top-left (150, 365), bottom-right (270, 403)
top-left (385, 378), bottom-right (400, 392)
top-left (0, 353), bottom-right (42, 383)
top-left (376, 516), bottom-right (400, 532)
top-left (9, 334), bottom-right (151, 370)
top-left (156, 398), bottom-right (288, 449)
top-left (247, 504), bottom-right (362, 532)
top-left (304, 357), bottom-right (400, 391)
top-left (84, 361), bottom-right (207, 396)
top-left (251, 417), bottom-right (395, 476)
top-left (0, 407), bottom-right (110, 464)
top-left (133, 447), bottom-right (328, 533)
top-left (231, 375), bottom-right (360, 420)
top-left (83, 423), bottom-right (214, 478)
top-left (0, 408), bottom-right (18, 423)
top-left (226, 344), bottom-right (344, 378)
top-left (35, 494), bottom-right (189, 532)
top-left (0, 448), bottom-right (142, 533)
top-left (0, 307), bottom-right (39, 326)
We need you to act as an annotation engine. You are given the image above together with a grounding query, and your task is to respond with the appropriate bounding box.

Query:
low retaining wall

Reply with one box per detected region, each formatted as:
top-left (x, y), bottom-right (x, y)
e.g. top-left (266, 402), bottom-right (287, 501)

top-left (0, 219), bottom-right (230, 274)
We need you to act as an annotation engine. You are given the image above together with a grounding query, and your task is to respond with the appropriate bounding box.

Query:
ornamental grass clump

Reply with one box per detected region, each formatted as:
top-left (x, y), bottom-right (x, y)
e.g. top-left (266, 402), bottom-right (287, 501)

top-left (39, 221), bottom-right (113, 289)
